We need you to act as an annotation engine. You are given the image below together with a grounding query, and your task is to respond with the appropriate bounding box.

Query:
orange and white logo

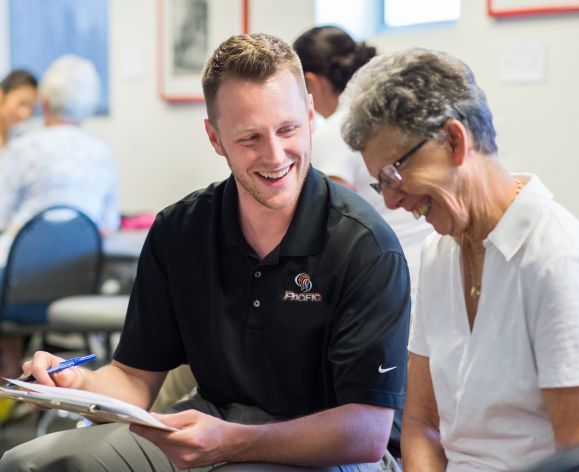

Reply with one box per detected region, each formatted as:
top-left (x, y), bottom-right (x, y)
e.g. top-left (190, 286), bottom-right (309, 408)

top-left (283, 272), bottom-right (322, 302)
top-left (295, 273), bottom-right (312, 292)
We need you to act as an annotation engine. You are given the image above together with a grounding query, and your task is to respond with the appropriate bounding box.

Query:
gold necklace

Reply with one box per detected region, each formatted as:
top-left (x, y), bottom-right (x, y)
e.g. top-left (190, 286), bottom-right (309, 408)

top-left (463, 235), bottom-right (482, 299)
top-left (464, 177), bottom-right (523, 300)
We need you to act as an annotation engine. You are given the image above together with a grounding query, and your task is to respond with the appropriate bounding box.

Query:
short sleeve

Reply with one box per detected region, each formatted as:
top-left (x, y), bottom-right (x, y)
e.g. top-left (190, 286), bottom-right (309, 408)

top-left (329, 249), bottom-right (411, 410)
top-left (113, 214), bottom-right (187, 370)
top-left (529, 253), bottom-right (579, 388)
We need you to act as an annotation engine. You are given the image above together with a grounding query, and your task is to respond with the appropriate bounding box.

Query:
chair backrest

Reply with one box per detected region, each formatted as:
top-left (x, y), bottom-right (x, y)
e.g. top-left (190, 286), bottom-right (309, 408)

top-left (0, 206), bottom-right (102, 325)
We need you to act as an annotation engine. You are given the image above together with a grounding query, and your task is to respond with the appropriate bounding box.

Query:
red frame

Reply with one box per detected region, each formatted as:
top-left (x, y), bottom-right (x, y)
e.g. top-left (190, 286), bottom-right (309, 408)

top-left (487, 0), bottom-right (579, 17)
top-left (158, 0), bottom-right (250, 103)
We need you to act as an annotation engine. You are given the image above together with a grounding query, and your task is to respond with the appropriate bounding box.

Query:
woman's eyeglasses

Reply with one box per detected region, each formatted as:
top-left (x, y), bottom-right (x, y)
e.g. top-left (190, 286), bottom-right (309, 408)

top-left (370, 139), bottom-right (428, 194)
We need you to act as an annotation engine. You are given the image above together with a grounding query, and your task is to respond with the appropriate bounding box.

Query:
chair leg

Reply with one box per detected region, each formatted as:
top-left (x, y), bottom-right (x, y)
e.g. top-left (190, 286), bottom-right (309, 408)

top-left (36, 409), bottom-right (92, 437)
top-left (82, 333), bottom-right (92, 355)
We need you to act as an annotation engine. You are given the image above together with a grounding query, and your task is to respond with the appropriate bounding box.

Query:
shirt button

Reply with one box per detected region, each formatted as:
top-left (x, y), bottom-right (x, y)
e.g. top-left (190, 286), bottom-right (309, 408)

top-left (253, 299), bottom-right (261, 308)
top-left (254, 271), bottom-right (262, 278)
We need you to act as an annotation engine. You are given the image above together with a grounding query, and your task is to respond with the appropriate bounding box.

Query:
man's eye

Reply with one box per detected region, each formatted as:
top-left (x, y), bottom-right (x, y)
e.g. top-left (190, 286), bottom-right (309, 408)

top-left (279, 126), bottom-right (298, 136)
top-left (239, 135), bottom-right (258, 143)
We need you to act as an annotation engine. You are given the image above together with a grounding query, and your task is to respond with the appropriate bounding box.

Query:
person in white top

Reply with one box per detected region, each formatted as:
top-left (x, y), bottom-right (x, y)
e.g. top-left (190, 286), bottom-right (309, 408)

top-left (341, 48), bottom-right (579, 471)
top-left (0, 55), bottom-right (119, 379)
top-left (294, 26), bottom-right (431, 303)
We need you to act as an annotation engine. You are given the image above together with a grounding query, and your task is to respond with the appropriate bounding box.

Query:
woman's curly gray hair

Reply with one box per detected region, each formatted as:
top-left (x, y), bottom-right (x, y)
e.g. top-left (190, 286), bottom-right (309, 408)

top-left (341, 48), bottom-right (497, 155)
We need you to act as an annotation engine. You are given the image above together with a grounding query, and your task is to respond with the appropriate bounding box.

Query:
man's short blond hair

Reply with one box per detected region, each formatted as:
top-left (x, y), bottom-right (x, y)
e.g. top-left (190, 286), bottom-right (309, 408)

top-left (202, 33), bottom-right (307, 123)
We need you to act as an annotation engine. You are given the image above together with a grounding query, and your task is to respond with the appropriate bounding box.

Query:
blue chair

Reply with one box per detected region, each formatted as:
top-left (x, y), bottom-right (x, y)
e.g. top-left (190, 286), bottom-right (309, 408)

top-left (0, 206), bottom-right (102, 337)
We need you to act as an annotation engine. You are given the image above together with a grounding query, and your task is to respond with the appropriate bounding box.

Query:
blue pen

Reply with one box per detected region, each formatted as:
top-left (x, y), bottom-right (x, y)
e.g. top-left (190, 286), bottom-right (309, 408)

top-left (4, 354), bottom-right (97, 387)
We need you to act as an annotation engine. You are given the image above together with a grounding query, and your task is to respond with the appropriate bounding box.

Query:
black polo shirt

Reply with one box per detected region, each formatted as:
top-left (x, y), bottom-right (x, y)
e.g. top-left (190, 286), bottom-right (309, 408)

top-left (114, 168), bottom-right (410, 418)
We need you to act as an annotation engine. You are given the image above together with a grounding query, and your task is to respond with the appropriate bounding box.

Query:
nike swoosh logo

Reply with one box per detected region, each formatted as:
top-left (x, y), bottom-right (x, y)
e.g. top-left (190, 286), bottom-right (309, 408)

top-left (378, 365), bottom-right (396, 374)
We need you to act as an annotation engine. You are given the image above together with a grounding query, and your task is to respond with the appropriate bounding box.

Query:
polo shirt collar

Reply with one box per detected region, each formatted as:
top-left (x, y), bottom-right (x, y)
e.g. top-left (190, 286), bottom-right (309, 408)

top-left (221, 168), bottom-right (327, 257)
top-left (222, 175), bottom-right (243, 247)
top-left (485, 174), bottom-right (551, 261)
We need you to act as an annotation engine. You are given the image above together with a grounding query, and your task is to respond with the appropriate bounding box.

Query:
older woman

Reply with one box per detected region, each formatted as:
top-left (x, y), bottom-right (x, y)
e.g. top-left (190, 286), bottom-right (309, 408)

top-left (0, 69), bottom-right (37, 149)
top-left (341, 48), bottom-right (579, 471)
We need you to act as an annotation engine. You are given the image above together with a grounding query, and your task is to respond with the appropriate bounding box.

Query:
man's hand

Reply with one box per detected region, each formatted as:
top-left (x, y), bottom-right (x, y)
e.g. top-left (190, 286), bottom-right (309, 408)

top-left (131, 403), bottom-right (392, 468)
top-left (20, 351), bottom-right (85, 389)
top-left (130, 410), bottom-right (247, 469)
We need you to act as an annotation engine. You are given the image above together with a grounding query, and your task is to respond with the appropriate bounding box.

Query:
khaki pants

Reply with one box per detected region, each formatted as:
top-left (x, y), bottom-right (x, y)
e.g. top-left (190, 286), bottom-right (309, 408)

top-left (0, 393), bottom-right (400, 472)
top-left (151, 364), bottom-right (197, 412)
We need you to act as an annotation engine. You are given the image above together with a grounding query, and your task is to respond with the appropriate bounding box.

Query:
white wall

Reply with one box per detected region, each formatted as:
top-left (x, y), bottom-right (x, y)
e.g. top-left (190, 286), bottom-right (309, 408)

top-left (249, 0), bottom-right (314, 43)
top-left (20, 0), bottom-right (578, 216)
top-left (368, 1), bottom-right (579, 217)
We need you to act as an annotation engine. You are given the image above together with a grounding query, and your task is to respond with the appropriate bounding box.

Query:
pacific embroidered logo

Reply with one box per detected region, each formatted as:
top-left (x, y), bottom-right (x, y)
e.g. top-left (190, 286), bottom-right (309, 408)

top-left (283, 272), bottom-right (322, 302)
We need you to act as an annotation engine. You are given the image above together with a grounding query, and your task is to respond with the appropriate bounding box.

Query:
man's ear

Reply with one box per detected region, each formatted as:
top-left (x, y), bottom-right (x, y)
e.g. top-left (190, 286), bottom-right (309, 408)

top-left (443, 119), bottom-right (469, 166)
top-left (204, 119), bottom-right (225, 156)
top-left (307, 93), bottom-right (315, 126)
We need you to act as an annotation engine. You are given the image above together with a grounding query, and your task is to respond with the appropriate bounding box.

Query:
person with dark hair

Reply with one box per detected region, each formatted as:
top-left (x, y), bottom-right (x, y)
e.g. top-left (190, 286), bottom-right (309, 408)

top-left (1, 34), bottom-right (409, 472)
top-left (294, 26), bottom-right (431, 306)
top-left (293, 26), bottom-right (375, 118)
top-left (0, 69), bottom-right (37, 149)
top-left (342, 48), bottom-right (579, 470)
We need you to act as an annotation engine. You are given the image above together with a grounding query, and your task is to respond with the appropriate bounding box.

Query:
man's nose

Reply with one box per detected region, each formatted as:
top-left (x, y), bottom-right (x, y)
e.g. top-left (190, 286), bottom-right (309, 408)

top-left (263, 135), bottom-right (286, 164)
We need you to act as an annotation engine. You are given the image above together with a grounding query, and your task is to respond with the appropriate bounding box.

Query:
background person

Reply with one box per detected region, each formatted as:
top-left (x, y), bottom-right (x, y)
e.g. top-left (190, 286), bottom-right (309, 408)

top-left (0, 69), bottom-right (37, 149)
top-left (341, 48), bottom-right (579, 471)
top-left (293, 26), bottom-right (431, 303)
top-left (0, 54), bottom-right (119, 380)
top-left (1, 34), bottom-right (409, 471)
top-left (0, 54), bottom-right (119, 238)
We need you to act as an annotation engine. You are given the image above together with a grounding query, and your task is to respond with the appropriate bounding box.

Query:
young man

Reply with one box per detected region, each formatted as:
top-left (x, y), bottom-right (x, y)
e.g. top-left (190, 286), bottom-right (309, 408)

top-left (0, 34), bottom-right (410, 471)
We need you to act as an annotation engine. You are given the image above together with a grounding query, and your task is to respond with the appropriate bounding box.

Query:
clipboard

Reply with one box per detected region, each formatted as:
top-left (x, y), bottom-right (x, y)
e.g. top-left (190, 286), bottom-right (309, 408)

top-left (0, 378), bottom-right (177, 432)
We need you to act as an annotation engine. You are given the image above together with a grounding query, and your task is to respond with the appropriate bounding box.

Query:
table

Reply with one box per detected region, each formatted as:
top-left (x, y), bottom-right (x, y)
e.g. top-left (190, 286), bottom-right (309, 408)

top-left (101, 230), bottom-right (148, 294)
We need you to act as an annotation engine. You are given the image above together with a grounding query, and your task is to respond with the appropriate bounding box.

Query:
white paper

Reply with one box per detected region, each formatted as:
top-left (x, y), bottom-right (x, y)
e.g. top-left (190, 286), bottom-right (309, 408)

top-left (2, 378), bottom-right (176, 431)
top-left (499, 40), bottom-right (546, 84)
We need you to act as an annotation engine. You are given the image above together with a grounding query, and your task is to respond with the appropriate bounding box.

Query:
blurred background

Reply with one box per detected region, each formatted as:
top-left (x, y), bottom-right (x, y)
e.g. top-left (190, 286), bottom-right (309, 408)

top-left (1, 0), bottom-right (577, 217)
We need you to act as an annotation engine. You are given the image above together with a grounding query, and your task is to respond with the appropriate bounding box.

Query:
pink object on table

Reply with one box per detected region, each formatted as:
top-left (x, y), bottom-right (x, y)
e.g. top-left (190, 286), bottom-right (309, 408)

top-left (120, 213), bottom-right (156, 230)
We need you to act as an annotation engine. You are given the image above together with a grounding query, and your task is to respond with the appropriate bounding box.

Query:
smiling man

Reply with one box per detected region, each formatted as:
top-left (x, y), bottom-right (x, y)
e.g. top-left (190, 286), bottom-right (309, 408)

top-left (0, 34), bottom-right (410, 472)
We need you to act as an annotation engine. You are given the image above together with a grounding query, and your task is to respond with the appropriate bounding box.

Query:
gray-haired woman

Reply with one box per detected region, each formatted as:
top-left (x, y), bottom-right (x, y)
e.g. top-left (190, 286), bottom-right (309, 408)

top-left (342, 48), bottom-right (579, 471)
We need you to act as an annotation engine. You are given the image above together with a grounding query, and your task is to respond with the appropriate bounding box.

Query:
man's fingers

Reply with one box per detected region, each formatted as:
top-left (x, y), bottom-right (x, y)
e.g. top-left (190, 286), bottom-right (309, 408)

top-left (153, 410), bottom-right (202, 428)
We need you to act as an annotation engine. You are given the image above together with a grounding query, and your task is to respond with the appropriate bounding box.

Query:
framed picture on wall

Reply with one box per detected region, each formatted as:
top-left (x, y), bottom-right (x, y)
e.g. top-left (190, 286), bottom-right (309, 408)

top-left (159, 0), bottom-right (249, 102)
top-left (487, 0), bottom-right (579, 17)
